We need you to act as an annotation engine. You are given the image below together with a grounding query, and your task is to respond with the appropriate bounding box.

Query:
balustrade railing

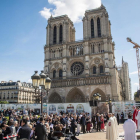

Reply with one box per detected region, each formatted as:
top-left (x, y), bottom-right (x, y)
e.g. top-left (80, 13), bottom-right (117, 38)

top-left (51, 75), bottom-right (110, 88)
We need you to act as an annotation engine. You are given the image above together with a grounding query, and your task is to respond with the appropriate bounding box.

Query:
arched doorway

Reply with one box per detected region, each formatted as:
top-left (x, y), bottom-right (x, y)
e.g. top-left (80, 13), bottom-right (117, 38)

top-left (49, 92), bottom-right (62, 103)
top-left (90, 88), bottom-right (106, 102)
top-left (66, 88), bottom-right (85, 103)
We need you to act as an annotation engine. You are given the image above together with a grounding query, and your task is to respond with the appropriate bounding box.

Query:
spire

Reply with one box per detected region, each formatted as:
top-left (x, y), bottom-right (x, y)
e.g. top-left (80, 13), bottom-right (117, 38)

top-left (50, 14), bottom-right (53, 19)
top-left (122, 56), bottom-right (124, 64)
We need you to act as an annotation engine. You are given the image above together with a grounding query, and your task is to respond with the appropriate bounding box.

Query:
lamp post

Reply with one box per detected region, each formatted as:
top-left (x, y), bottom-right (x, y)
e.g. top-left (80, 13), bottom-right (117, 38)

top-left (31, 71), bottom-right (51, 114)
top-left (93, 93), bottom-right (101, 113)
top-left (106, 97), bottom-right (112, 113)
top-left (45, 75), bottom-right (52, 113)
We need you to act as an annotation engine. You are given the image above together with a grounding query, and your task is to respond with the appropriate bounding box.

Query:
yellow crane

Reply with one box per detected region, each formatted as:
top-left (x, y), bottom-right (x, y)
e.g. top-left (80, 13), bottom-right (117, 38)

top-left (127, 37), bottom-right (140, 89)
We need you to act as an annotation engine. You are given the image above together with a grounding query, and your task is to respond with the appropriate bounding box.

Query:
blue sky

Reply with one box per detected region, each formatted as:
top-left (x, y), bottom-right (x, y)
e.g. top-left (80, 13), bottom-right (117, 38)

top-left (0, 0), bottom-right (139, 99)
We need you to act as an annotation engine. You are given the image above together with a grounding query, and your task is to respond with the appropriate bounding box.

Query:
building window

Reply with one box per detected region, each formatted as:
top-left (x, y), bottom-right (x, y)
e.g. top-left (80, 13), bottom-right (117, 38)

top-left (53, 26), bottom-right (57, 44)
top-left (93, 66), bottom-right (96, 74)
top-left (97, 18), bottom-right (101, 37)
top-left (59, 25), bottom-right (63, 43)
top-left (71, 62), bottom-right (84, 76)
top-left (100, 65), bottom-right (104, 73)
top-left (59, 69), bottom-right (63, 78)
top-left (91, 45), bottom-right (94, 53)
top-left (53, 70), bottom-right (56, 78)
top-left (91, 19), bottom-right (94, 38)
top-left (98, 44), bottom-right (101, 52)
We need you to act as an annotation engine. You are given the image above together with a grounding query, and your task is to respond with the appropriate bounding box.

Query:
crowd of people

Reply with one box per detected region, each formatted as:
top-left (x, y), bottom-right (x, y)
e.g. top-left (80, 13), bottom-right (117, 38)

top-left (0, 107), bottom-right (138, 140)
top-left (0, 108), bottom-right (113, 140)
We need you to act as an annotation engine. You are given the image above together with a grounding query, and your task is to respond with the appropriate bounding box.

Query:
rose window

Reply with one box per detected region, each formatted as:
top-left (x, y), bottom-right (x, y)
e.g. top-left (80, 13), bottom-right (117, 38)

top-left (71, 62), bottom-right (84, 76)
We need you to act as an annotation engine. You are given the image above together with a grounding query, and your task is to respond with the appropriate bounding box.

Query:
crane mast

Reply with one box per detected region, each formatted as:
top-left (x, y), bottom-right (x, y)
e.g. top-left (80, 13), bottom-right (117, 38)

top-left (136, 48), bottom-right (140, 90)
top-left (127, 37), bottom-right (140, 90)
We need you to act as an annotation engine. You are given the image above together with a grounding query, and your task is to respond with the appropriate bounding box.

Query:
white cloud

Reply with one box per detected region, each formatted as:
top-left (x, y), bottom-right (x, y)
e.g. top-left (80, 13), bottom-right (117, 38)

top-left (134, 83), bottom-right (139, 86)
top-left (28, 79), bottom-right (32, 83)
top-left (130, 71), bottom-right (138, 75)
top-left (39, 0), bottom-right (101, 23)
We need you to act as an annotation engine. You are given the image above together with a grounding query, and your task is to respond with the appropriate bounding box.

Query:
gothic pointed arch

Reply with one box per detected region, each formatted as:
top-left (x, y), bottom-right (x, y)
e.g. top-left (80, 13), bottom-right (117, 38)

top-left (90, 88), bottom-right (106, 101)
top-left (97, 17), bottom-right (101, 37)
top-left (53, 70), bottom-right (56, 78)
top-left (66, 88), bottom-right (85, 103)
top-left (100, 65), bottom-right (104, 73)
top-left (93, 66), bottom-right (96, 74)
top-left (49, 92), bottom-right (62, 103)
top-left (59, 69), bottom-right (63, 78)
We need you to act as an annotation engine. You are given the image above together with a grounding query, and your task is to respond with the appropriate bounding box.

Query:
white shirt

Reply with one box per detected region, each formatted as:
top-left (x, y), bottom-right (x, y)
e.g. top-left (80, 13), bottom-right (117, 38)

top-left (123, 119), bottom-right (137, 140)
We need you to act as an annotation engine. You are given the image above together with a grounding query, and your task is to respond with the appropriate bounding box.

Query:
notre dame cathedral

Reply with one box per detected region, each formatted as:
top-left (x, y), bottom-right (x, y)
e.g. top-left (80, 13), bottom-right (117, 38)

top-left (44, 4), bottom-right (131, 104)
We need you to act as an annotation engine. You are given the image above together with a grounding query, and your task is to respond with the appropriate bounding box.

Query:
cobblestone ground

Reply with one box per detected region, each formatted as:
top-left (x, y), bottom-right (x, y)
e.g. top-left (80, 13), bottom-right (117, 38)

top-left (60, 124), bottom-right (124, 140)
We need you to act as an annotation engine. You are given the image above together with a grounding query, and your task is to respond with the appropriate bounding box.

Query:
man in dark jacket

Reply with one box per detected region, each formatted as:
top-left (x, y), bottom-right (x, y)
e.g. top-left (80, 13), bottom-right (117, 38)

top-left (35, 117), bottom-right (46, 140)
top-left (92, 114), bottom-right (96, 129)
top-left (96, 113), bottom-right (101, 132)
top-left (80, 114), bottom-right (86, 134)
top-left (1, 123), bottom-right (12, 138)
top-left (18, 119), bottom-right (31, 140)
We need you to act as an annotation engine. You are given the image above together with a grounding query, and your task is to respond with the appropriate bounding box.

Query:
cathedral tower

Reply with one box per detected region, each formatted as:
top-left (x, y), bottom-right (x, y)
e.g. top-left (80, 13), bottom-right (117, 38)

top-left (44, 4), bottom-right (123, 105)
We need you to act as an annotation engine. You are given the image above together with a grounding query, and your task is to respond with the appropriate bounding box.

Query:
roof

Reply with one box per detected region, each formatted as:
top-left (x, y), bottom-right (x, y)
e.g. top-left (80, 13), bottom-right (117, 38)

top-left (0, 81), bottom-right (33, 88)
top-left (85, 4), bottom-right (106, 13)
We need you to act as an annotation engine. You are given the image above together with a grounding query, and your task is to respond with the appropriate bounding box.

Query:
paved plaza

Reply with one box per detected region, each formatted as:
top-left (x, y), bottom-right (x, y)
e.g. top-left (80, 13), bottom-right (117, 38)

top-left (60, 124), bottom-right (126, 140)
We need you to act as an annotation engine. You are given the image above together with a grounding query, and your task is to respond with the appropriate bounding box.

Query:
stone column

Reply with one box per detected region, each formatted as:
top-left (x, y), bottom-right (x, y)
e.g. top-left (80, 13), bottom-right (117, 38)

top-left (83, 42), bottom-right (89, 55)
top-left (63, 58), bottom-right (67, 79)
top-left (46, 25), bottom-right (49, 45)
top-left (50, 25), bottom-right (53, 45)
top-left (101, 16), bottom-right (106, 36)
top-left (63, 22), bottom-right (66, 43)
top-left (103, 39), bottom-right (108, 51)
top-left (94, 17), bottom-right (97, 38)
top-left (87, 19), bottom-right (90, 39)
top-left (83, 17), bottom-right (88, 39)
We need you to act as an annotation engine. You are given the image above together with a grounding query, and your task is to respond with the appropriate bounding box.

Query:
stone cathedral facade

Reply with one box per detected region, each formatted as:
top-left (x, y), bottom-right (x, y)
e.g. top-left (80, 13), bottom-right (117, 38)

top-left (44, 5), bottom-right (126, 103)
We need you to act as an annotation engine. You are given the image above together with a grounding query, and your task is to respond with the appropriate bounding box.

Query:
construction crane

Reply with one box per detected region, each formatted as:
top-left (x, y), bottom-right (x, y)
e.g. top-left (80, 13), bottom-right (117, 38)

top-left (127, 37), bottom-right (140, 89)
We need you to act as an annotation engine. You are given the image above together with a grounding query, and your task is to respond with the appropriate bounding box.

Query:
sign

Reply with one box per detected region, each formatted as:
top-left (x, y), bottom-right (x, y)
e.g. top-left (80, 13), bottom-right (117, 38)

top-left (67, 104), bottom-right (74, 113)
top-left (49, 105), bottom-right (56, 114)
top-left (76, 104), bottom-right (84, 114)
top-left (58, 105), bottom-right (65, 113)
top-left (43, 104), bottom-right (47, 113)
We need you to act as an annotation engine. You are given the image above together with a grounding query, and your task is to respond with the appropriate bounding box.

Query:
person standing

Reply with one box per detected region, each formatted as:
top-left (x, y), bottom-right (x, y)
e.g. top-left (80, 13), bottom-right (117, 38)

top-left (80, 114), bottom-right (86, 134)
top-left (70, 116), bottom-right (77, 134)
top-left (112, 113), bottom-right (119, 139)
top-left (86, 116), bottom-right (91, 133)
top-left (18, 119), bottom-right (31, 140)
top-left (136, 109), bottom-right (140, 131)
top-left (133, 106), bottom-right (138, 128)
top-left (76, 116), bottom-right (81, 134)
top-left (92, 114), bottom-right (96, 129)
top-left (100, 114), bottom-right (105, 132)
top-left (117, 113), bottom-right (119, 125)
top-left (106, 113), bottom-right (116, 140)
top-left (123, 113), bottom-right (137, 140)
top-left (121, 112), bottom-right (124, 123)
top-left (96, 113), bottom-right (101, 132)
top-left (35, 117), bottom-right (47, 140)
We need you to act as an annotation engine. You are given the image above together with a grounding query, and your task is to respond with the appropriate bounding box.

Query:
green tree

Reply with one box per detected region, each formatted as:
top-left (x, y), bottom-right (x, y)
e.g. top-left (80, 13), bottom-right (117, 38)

top-left (0, 101), bottom-right (9, 104)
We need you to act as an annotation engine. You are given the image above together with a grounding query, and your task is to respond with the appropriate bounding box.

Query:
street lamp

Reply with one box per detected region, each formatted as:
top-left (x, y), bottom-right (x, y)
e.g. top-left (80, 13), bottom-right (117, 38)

top-left (106, 97), bottom-right (112, 113)
top-left (31, 71), bottom-right (51, 114)
top-left (93, 93), bottom-right (101, 113)
top-left (45, 75), bottom-right (52, 112)
top-left (31, 71), bottom-right (40, 89)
